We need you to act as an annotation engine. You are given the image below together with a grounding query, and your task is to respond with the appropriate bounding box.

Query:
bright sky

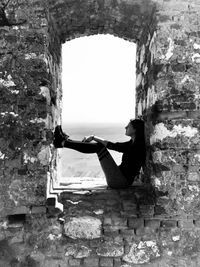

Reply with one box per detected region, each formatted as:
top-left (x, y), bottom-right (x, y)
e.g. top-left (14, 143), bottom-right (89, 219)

top-left (62, 34), bottom-right (136, 124)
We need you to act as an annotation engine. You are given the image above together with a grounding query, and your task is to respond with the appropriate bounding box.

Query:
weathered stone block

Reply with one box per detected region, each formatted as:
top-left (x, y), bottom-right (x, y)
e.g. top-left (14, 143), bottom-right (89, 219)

top-left (65, 244), bottom-right (91, 258)
top-left (123, 240), bottom-right (160, 264)
top-left (64, 216), bottom-right (102, 239)
top-left (96, 241), bottom-right (124, 257)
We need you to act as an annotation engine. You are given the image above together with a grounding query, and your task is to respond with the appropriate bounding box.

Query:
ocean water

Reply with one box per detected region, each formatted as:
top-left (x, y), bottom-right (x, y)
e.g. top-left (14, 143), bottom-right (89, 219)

top-left (60, 123), bottom-right (130, 178)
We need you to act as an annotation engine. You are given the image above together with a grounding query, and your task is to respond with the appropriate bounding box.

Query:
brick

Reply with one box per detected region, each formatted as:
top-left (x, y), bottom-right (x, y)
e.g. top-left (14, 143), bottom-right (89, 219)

top-left (113, 235), bottom-right (123, 244)
top-left (103, 217), bottom-right (112, 226)
top-left (106, 199), bottom-right (120, 206)
top-left (154, 205), bottom-right (167, 216)
top-left (112, 217), bottom-right (127, 227)
top-left (96, 241), bottom-right (124, 257)
top-left (194, 219), bottom-right (200, 228)
top-left (172, 165), bottom-right (186, 172)
top-left (90, 239), bottom-right (102, 248)
top-left (103, 229), bottom-right (120, 237)
top-left (187, 172), bottom-right (200, 182)
top-left (178, 219), bottom-right (194, 229)
top-left (31, 206), bottom-right (46, 214)
top-left (10, 206), bottom-right (30, 215)
top-left (83, 257), bottom-right (99, 267)
top-left (161, 220), bottom-right (178, 228)
top-left (135, 226), bottom-right (145, 236)
top-left (104, 225), bottom-right (127, 231)
top-left (144, 219), bottom-right (161, 229)
top-left (122, 200), bottom-right (137, 212)
top-left (139, 205), bottom-right (154, 217)
top-left (127, 218), bottom-right (144, 229)
top-left (135, 226), bottom-right (157, 237)
top-left (120, 229), bottom-right (135, 236)
top-left (44, 259), bottom-right (67, 267)
top-left (113, 258), bottom-right (122, 267)
top-left (68, 259), bottom-right (81, 266)
top-left (121, 229), bottom-right (137, 243)
top-left (120, 211), bottom-right (137, 218)
top-left (100, 257), bottom-right (113, 267)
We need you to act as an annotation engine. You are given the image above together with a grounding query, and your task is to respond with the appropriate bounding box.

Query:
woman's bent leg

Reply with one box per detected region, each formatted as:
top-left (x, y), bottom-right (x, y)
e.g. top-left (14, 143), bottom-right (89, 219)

top-left (97, 145), bottom-right (129, 189)
top-left (63, 140), bottom-right (129, 188)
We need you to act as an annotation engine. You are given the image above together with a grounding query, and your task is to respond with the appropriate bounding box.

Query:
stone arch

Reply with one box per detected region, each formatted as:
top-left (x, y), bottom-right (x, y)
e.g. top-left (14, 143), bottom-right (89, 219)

top-left (48, 0), bottom-right (158, 187)
top-left (49, 0), bottom-right (156, 43)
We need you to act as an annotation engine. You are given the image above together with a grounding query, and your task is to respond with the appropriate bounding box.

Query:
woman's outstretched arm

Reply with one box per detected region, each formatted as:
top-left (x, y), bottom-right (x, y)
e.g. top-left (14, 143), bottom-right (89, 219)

top-left (93, 136), bottom-right (108, 146)
top-left (82, 135), bottom-right (130, 153)
top-left (82, 135), bottom-right (108, 146)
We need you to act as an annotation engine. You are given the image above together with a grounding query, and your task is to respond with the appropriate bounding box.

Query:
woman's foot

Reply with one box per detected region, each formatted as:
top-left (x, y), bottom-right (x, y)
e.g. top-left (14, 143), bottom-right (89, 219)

top-left (59, 125), bottom-right (69, 139)
top-left (53, 125), bottom-right (69, 148)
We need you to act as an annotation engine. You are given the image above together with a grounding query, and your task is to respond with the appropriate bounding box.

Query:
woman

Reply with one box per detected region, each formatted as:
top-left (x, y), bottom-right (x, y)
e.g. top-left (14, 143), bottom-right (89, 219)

top-left (54, 119), bottom-right (146, 189)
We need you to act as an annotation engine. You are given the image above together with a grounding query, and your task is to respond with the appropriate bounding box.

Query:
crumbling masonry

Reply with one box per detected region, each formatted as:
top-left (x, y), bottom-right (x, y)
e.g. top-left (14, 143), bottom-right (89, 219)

top-left (1, 0), bottom-right (200, 266)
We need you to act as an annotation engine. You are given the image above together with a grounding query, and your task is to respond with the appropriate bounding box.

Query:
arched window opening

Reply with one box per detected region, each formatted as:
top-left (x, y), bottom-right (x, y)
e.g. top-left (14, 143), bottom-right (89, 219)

top-left (58, 34), bottom-right (136, 190)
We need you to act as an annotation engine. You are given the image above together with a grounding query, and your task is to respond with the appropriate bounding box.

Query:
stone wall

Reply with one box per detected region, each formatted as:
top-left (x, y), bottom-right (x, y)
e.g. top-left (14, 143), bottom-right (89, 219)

top-left (1, 186), bottom-right (200, 266)
top-left (0, 0), bottom-right (51, 217)
top-left (1, 0), bottom-right (200, 266)
top-left (149, 0), bottom-right (200, 217)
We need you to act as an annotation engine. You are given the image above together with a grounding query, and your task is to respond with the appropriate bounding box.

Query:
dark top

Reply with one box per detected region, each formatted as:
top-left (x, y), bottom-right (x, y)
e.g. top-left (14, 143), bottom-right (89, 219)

top-left (106, 139), bottom-right (146, 185)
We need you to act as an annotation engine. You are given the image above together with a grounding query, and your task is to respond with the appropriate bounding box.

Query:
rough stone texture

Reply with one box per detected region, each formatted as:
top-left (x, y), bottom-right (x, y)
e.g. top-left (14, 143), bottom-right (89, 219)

top-left (123, 240), bottom-right (160, 264)
top-left (0, 187), bottom-right (199, 266)
top-left (0, 0), bottom-right (61, 216)
top-left (1, 0), bottom-right (200, 266)
top-left (145, 0), bottom-right (200, 216)
top-left (96, 241), bottom-right (124, 257)
top-left (65, 244), bottom-right (91, 258)
top-left (64, 216), bottom-right (102, 239)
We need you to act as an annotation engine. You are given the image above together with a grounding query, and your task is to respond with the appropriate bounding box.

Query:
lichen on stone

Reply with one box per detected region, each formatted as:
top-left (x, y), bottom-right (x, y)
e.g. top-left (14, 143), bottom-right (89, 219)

top-left (96, 241), bottom-right (124, 257)
top-left (123, 240), bottom-right (160, 264)
top-left (150, 123), bottom-right (198, 144)
top-left (64, 216), bottom-right (102, 239)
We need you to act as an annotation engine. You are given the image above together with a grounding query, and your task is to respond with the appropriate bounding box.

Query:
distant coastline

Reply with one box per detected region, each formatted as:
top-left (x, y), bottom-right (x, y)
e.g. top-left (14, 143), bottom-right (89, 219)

top-left (62, 121), bottom-right (125, 128)
top-left (61, 122), bottom-right (129, 178)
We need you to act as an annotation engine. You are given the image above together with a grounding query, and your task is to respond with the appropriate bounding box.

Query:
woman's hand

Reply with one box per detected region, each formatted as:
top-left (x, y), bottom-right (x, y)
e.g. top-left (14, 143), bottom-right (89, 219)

top-left (82, 135), bottom-right (94, 142)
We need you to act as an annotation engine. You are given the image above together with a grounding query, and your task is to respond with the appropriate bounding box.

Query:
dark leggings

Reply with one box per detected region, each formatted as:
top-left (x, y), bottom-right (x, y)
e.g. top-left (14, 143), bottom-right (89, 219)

top-left (63, 139), bottom-right (129, 189)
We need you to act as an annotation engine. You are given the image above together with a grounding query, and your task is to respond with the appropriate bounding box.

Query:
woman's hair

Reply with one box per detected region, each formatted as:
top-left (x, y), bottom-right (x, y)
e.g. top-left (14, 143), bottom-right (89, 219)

top-left (130, 119), bottom-right (145, 144)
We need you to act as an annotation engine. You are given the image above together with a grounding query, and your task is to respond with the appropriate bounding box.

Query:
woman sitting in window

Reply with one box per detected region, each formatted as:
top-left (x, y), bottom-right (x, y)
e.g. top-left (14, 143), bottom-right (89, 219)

top-left (54, 119), bottom-right (146, 189)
